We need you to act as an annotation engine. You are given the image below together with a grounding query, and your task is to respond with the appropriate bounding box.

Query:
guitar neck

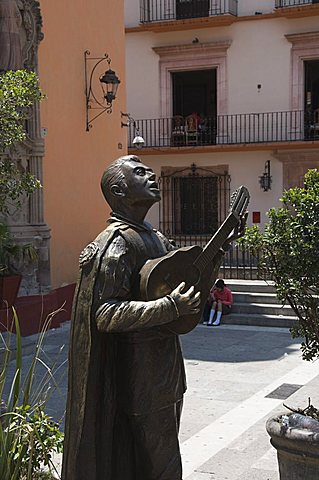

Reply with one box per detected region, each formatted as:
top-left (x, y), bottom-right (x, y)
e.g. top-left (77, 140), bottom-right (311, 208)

top-left (193, 213), bottom-right (239, 272)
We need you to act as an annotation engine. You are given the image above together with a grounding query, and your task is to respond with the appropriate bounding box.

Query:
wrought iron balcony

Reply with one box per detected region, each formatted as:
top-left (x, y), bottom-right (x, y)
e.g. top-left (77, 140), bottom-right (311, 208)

top-left (140, 0), bottom-right (238, 23)
top-left (275, 0), bottom-right (319, 7)
top-left (128, 110), bottom-right (319, 148)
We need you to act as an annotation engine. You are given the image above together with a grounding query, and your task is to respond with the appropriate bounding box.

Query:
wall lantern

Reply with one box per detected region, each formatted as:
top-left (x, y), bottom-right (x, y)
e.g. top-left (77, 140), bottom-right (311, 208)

top-left (259, 160), bottom-right (272, 192)
top-left (84, 50), bottom-right (120, 131)
top-left (121, 112), bottom-right (145, 149)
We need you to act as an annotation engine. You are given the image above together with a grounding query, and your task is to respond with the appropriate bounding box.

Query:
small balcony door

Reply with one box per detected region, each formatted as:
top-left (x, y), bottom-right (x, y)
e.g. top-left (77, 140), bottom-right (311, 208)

top-left (176, 0), bottom-right (209, 19)
top-left (172, 69), bottom-right (217, 144)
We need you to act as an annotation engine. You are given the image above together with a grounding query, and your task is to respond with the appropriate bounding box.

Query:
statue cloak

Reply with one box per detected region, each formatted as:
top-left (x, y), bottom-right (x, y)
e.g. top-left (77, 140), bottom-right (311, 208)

top-left (61, 221), bottom-right (130, 480)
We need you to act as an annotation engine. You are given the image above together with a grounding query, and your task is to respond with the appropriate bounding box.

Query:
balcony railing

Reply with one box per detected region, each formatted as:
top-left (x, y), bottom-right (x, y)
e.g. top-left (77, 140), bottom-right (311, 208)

top-left (275, 0), bottom-right (319, 7)
top-left (140, 0), bottom-right (238, 23)
top-left (128, 110), bottom-right (319, 148)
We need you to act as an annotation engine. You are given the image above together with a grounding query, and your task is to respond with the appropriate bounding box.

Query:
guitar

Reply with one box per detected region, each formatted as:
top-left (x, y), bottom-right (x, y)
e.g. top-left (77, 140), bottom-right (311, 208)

top-left (139, 186), bottom-right (250, 335)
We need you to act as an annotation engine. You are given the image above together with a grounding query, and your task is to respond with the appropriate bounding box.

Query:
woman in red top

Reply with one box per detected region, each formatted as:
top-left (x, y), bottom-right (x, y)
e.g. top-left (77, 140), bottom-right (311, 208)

top-left (207, 279), bottom-right (233, 326)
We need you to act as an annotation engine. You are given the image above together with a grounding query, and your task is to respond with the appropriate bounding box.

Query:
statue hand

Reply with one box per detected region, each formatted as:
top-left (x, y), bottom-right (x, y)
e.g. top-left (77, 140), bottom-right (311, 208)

top-left (223, 211), bottom-right (248, 251)
top-left (169, 282), bottom-right (201, 316)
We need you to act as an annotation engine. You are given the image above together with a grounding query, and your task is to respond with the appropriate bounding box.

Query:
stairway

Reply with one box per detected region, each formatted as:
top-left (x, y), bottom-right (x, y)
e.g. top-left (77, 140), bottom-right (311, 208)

top-left (220, 279), bottom-right (297, 328)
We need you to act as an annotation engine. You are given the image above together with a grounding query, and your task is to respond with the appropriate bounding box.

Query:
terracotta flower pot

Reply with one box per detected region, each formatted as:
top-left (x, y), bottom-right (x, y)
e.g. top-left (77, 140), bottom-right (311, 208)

top-left (266, 413), bottom-right (319, 480)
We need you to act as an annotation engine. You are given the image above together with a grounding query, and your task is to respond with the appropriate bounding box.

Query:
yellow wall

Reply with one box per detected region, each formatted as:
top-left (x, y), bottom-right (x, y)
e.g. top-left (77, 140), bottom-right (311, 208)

top-left (39, 0), bottom-right (127, 287)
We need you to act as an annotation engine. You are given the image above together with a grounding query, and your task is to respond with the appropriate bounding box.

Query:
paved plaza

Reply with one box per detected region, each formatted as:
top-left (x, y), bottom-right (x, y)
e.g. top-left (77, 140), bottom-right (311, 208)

top-left (12, 321), bottom-right (319, 479)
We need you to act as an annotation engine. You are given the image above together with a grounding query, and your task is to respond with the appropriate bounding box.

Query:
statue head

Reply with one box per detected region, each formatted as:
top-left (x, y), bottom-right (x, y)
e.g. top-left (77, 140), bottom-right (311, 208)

top-left (101, 155), bottom-right (160, 212)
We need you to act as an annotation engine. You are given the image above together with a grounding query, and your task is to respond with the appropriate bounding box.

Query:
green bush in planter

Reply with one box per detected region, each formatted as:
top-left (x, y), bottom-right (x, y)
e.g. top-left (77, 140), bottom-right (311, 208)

top-left (0, 311), bottom-right (64, 480)
top-left (238, 169), bottom-right (319, 361)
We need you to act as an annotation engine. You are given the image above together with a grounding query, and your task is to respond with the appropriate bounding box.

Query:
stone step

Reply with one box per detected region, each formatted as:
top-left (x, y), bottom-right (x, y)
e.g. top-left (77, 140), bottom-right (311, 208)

top-left (231, 302), bottom-right (296, 317)
top-left (233, 291), bottom-right (280, 305)
top-left (224, 279), bottom-right (275, 293)
top-left (222, 313), bottom-right (297, 328)
top-left (211, 279), bottom-right (298, 328)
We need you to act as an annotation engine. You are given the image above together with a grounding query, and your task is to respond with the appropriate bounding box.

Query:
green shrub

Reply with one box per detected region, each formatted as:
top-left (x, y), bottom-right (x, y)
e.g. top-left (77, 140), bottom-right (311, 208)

top-left (239, 169), bottom-right (319, 361)
top-left (0, 70), bottom-right (43, 152)
top-left (0, 70), bottom-right (43, 220)
top-left (0, 311), bottom-right (64, 480)
top-left (0, 70), bottom-right (43, 279)
top-left (1, 405), bottom-right (63, 479)
top-left (0, 159), bottom-right (41, 217)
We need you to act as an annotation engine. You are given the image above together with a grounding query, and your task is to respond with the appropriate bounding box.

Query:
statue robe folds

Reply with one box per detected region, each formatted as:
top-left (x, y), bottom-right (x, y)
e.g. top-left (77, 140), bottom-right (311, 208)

top-left (62, 217), bottom-right (186, 480)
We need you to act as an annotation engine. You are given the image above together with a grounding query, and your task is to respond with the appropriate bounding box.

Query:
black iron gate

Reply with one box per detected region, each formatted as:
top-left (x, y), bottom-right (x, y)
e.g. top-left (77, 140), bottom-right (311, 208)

top-left (158, 163), bottom-right (259, 280)
top-left (159, 164), bottom-right (230, 247)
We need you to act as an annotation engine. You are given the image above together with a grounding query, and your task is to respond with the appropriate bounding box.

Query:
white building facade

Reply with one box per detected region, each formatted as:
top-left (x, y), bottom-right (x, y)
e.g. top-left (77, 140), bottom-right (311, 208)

top-left (125, 0), bottom-right (319, 274)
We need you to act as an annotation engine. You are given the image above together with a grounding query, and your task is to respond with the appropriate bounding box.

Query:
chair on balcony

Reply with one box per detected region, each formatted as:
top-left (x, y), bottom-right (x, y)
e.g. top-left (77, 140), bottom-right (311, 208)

top-left (171, 115), bottom-right (186, 146)
top-left (185, 114), bottom-right (199, 145)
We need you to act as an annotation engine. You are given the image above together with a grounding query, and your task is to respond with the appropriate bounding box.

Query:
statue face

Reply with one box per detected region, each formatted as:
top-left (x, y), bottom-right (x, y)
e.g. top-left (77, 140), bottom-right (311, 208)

top-left (120, 161), bottom-right (161, 205)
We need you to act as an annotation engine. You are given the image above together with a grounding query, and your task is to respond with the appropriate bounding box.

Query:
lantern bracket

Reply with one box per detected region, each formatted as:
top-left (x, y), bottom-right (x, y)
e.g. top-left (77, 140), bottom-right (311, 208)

top-left (259, 160), bottom-right (272, 192)
top-left (84, 50), bottom-right (120, 131)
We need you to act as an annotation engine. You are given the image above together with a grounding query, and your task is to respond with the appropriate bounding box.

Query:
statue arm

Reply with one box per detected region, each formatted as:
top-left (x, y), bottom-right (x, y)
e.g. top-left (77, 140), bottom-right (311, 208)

top-left (93, 234), bottom-right (179, 333)
top-left (95, 297), bottom-right (178, 333)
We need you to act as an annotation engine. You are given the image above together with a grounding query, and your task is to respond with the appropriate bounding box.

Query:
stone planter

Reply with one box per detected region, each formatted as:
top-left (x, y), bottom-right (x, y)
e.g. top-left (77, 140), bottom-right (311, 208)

top-left (0, 283), bottom-right (76, 335)
top-left (266, 414), bottom-right (319, 479)
top-left (0, 274), bottom-right (22, 308)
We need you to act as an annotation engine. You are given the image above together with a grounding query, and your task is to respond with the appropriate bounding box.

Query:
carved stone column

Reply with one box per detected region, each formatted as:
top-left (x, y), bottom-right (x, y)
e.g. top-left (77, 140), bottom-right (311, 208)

top-left (29, 146), bottom-right (44, 224)
top-left (5, 0), bottom-right (51, 294)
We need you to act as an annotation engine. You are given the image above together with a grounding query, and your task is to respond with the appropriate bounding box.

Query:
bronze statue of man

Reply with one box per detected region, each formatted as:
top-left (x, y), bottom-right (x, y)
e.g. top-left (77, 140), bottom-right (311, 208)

top-left (62, 155), bottom-right (244, 480)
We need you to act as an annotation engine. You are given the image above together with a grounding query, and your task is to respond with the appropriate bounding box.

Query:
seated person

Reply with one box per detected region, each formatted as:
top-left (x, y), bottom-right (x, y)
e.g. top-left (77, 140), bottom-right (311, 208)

top-left (190, 111), bottom-right (201, 128)
top-left (207, 279), bottom-right (233, 326)
top-left (201, 295), bottom-right (212, 324)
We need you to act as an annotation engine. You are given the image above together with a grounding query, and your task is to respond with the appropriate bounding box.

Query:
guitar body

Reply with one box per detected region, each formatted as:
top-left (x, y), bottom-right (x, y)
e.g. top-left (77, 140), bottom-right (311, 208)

top-left (139, 245), bottom-right (212, 335)
top-left (138, 185), bottom-right (250, 335)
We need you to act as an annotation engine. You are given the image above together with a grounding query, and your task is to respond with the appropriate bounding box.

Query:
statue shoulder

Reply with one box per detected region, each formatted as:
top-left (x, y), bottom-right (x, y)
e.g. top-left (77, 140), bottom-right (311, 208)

top-left (78, 222), bottom-right (131, 267)
top-left (79, 241), bottom-right (99, 267)
top-left (154, 228), bottom-right (176, 251)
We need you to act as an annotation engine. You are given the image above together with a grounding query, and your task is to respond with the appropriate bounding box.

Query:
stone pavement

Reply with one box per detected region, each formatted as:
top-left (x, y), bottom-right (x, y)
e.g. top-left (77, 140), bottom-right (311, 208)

top-left (10, 321), bottom-right (319, 479)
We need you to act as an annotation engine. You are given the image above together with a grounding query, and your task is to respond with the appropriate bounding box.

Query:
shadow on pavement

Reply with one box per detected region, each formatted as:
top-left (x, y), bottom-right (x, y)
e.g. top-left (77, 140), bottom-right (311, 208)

top-left (181, 325), bottom-right (301, 363)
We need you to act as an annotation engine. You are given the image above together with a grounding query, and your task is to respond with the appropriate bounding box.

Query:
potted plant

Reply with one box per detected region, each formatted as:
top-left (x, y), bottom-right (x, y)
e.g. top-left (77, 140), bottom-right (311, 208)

top-left (266, 401), bottom-right (319, 479)
top-left (239, 169), bottom-right (319, 478)
top-left (0, 312), bottom-right (64, 479)
top-left (0, 222), bottom-right (38, 308)
top-left (0, 70), bottom-right (43, 307)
